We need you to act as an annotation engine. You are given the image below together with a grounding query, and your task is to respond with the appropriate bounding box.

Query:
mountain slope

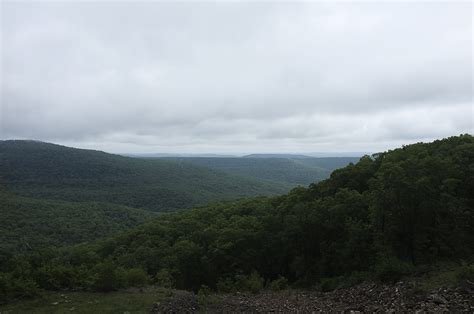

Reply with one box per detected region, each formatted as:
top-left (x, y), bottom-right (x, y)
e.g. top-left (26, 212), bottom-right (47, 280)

top-left (291, 157), bottom-right (362, 171)
top-left (160, 156), bottom-right (359, 186)
top-left (2, 135), bottom-right (472, 298)
top-left (0, 140), bottom-right (290, 211)
top-left (0, 190), bottom-right (156, 254)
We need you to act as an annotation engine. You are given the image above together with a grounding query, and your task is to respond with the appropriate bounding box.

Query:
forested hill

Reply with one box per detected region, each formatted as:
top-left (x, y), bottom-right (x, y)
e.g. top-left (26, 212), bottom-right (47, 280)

top-left (0, 140), bottom-right (289, 212)
top-left (0, 190), bottom-right (156, 255)
top-left (159, 156), bottom-right (360, 186)
top-left (2, 135), bottom-right (471, 300)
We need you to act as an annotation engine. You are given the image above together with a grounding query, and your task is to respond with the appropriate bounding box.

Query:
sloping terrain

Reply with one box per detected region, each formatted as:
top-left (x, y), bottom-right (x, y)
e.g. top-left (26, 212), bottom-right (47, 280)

top-left (160, 156), bottom-right (360, 186)
top-left (0, 140), bottom-right (290, 212)
top-left (0, 190), bottom-right (156, 254)
top-left (1, 135), bottom-right (472, 304)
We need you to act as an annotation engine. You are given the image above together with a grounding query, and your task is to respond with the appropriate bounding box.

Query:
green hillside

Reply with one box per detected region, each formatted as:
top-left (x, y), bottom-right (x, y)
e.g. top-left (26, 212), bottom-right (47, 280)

top-left (0, 140), bottom-right (290, 212)
top-left (291, 157), bottom-right (362, 171)
top-left (1, 135), bottom-right (472, 301)
top-left (0, 190), bottom-right (156, 255)
top-left (160, 156), bottom-right (359, 186)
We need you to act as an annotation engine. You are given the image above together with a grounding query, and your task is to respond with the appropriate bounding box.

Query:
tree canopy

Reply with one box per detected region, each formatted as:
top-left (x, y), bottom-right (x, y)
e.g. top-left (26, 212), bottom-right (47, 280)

top-left (1, 135), bottom-right (473, 302)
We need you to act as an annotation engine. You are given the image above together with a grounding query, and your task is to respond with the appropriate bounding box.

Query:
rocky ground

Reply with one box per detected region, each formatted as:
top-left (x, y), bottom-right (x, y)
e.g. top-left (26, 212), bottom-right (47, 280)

top-left (151, 280), bottom-right (474, 313)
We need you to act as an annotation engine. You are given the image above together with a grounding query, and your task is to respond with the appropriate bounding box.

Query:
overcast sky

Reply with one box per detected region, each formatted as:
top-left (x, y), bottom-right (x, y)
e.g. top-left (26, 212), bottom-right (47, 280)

top-left (1, 1), bottom-right (472, 154)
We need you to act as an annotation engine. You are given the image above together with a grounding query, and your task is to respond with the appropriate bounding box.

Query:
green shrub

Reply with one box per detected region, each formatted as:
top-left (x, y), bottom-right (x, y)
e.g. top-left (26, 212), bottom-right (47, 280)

top-left (0, 272), bottom-right (43, 304)
top-left (217, 271), bottom-right (264, 293)
top-left (12, 278), bottom-right (41, 299)
top-left (216, 277), bottom-right (235, 293)
top-left (269, 276), bottom-right (288, 291)
top-left (457, 263), bottom-right (474, 283)
top-left (125, 268), bottom-right (149, 287)
top-left (93, 262), bottom-right (121, 292)
top-left (318, 271), bottom-right (371, 292)
top-left (375, 257), bottom-right (413, 282)
top-left (34, 264), bottom-right (79, 290)
top-left (343, 271), bottom-right (371, 287)
top-left (197, 284), bottom-right (213, 309)
top-left (155, 269), bottom-right (174, 288)
top-left (235, 271), bottom-right (264, 293)
top-left (0, 273), bottom-right (14, 304)
top-left (319, 277), bottom-right (342, 292)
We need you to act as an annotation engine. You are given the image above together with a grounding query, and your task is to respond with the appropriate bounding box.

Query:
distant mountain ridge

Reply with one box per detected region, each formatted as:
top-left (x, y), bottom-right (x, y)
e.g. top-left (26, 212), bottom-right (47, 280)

top-left (126, 152), bottom-right (366, 158)
top-left (0, 140), bottom-right (290, 212)
top-left (243, 154), bottom-right (312, 158)
top-left (125, 153), bottom-right (239, 158)
top-left (161, 156), bottom-right (360, 186)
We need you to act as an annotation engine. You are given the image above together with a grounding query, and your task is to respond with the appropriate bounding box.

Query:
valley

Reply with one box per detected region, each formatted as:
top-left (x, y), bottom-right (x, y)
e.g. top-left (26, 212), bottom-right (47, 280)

top-left (0, 135), bottom-right (473, 311)
top-left (158, 156), bottom-right (360, 186)
top-left (2, 2), bottom-right (471, 311)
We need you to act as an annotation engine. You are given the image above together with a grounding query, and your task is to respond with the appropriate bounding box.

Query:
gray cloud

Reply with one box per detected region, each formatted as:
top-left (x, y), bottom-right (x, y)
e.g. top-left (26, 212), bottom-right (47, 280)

top-left (1, 1), bottom-right (472, 154)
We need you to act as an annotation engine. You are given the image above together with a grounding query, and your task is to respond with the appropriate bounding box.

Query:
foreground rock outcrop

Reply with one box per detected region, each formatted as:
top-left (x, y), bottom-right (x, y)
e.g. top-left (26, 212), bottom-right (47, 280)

top-left (151, 280), bottom-right (474, 313)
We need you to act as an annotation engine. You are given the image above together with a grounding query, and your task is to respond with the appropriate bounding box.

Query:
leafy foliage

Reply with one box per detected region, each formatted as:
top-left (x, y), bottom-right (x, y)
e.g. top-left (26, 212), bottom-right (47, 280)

top-left (268, 276), bottom-right (288, 291)
top-left (0, 135), bottom-right (473, 302)
top-left (0, 190), bottom-right (156, 255)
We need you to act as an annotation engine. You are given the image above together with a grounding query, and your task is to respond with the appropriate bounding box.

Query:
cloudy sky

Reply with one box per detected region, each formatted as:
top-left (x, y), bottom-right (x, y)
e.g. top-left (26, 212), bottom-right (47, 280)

top-left (1, 1), bottom-right (472, 154)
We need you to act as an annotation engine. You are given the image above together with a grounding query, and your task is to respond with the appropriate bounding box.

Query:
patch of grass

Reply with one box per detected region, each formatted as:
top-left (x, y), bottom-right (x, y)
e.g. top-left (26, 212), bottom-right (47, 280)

top-left (0, 286), bottom-right (171, 314)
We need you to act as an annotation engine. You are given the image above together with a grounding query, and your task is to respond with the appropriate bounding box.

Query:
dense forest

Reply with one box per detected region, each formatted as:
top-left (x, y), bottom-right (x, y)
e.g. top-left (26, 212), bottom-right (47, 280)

top-left (0, 141), bottom-right (289, 212)
top-left (1, 135), bottom-right (472, 302)
top-left (0, 190), bottom-right (156, 255)
top-left (160, 156), bottom-right (359, 186)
